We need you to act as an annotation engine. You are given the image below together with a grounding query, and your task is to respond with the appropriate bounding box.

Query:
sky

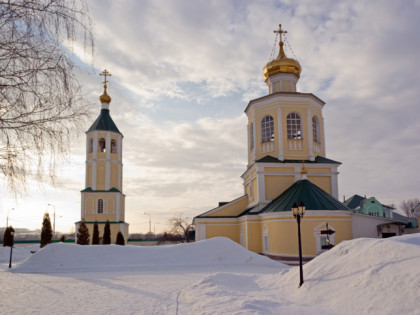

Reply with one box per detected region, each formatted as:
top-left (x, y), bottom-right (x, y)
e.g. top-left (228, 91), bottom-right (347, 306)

top-left (1, 0), bottom-right (420, 234)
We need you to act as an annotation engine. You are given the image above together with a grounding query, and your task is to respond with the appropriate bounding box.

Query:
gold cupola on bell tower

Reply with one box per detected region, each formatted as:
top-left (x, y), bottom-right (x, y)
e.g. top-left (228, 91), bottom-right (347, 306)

top-left (263, 24), bottom-right (302, 94)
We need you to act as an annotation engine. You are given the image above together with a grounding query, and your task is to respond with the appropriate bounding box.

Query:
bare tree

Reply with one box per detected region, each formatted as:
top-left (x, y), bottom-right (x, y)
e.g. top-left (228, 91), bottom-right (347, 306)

top-left (400, 199), bottom-right (420, 218)
top-left (169, 215), bottom-right (194, 243)
top-left (0, 0), bottom-right (94, 194)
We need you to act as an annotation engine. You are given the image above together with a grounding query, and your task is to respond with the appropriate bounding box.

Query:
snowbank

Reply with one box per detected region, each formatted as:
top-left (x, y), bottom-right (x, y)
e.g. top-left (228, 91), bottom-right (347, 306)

top-left (0, 245), bottom-right (39, 266)
top-left (12, 237), bottom-right (283, 273)
top-left (261, 233), bottom-right (420, 315)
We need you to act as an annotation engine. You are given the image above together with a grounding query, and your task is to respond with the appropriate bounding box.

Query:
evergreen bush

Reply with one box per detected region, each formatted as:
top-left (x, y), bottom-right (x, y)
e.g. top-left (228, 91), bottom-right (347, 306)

top-left (115, 231), bottom-right (125, 245)
top-left (77, 221), bottom-right (90, 245)
top-left (40, 213), bottom-right (53, 248)
top-left (3, 226), bottom-right (15, 247)
top-left (103, 220), bottom-right (111, 245)
top-left (92, 221), bottom-right (100, 245)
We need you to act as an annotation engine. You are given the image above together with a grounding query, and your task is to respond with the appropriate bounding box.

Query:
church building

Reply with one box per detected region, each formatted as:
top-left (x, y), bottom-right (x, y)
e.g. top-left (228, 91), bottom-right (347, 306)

top-left (75, 70), bottom-right (129, 244)
top-left (193, 25), bottom-right (415, 262)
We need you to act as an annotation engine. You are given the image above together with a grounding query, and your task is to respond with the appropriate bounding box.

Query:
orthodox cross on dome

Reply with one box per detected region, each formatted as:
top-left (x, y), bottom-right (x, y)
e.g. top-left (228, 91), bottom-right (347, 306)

top-left (100, 69), bottom-right (112, 88)
top-left (273, 24), bottom-right (287, 43)
top-left (99, 69), bottom-right (112, 104)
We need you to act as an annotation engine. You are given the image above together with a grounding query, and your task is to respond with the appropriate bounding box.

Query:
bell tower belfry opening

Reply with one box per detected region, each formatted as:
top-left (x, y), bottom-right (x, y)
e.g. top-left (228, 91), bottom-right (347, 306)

top-left (75, 69), bottom-right (129, 244)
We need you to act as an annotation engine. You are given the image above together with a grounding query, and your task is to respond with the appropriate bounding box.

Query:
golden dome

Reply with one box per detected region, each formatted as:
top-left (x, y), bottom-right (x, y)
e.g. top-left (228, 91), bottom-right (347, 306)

top-left (263, 41), bottom-right (301, 81)
top-left (99, 87), bottom-right (111, 104)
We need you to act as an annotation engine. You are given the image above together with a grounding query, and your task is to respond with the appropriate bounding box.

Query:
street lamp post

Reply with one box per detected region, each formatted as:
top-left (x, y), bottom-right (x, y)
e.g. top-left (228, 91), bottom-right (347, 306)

top-left (48, 204), bottom-right (56, 238)
top-left (144, 213), bottom-right (151, 234)
top-left (292, 201), bottom-right (306, 287)
top-left (6, 208), bottom-right (14, 227)
top-left (9, 229), bottom-right (15, 268)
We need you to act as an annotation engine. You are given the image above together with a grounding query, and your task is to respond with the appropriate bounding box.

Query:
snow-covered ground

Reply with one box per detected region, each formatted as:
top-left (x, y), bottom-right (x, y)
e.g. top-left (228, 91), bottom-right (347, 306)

top-left (0, 235), bottom-right (419, 314)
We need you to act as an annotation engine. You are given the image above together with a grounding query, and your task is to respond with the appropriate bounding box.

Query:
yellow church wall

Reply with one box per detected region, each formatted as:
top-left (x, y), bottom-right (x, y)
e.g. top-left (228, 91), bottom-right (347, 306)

top-left (87, 164), bottom-right (92, 187)
top-left (244, 219), bottom-right (262, 252)
top-left (111, 164), bottom-right (118, 188)
top-left (207, 196), bottom-right (248, 217)
top-left (306, 168), bottom-right (331, 173)
top-left (83, 192), bottom-right (120, 222)
top-left (307, 176), bottom-right (332, 195)
top-left (205, 223), bottom-right (240, 243)
top-left (265, 175), bottom-right (295, 200)
top-left (96, 161), bottom-right (106, 190)
top-left (261, 214), bottom-right (352, 256)
top-left (264, 167), bottom-right (294, 172)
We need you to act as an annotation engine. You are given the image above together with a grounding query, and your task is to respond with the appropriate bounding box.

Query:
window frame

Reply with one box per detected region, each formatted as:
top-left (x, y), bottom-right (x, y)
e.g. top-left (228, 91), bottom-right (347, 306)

top-left (97, 199), bottom-right (104, 214)
top-left (312, 115), bottom-right (320, 143)
top-left (261, 115), bottom-right (274, 143)
top-left (287, 112), bottom-right (303, 140)
top-left (98, 138), bottom-right (106, 153)
top-left (111, 139), bottom-right (117, 154)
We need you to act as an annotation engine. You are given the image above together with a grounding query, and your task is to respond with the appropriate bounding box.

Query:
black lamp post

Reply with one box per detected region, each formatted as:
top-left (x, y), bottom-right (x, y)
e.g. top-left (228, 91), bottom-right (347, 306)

top-left (292, 201), bottom-right (306, 287)
top-left (8, 229), bottom-right (15, 268)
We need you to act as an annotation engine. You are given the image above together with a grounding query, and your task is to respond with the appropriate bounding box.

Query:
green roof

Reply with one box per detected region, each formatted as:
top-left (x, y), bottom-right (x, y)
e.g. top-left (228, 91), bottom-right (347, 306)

top-left (81, 187), bottom-right (121, 193)
top-left (87, 109), bottom-right (121, 134)
top-left (256, 155), bottom-right (341, 164)
top-left (343, 194), bottom-right (365, 209)
top-left (258, 179), bottom-right (349, 214)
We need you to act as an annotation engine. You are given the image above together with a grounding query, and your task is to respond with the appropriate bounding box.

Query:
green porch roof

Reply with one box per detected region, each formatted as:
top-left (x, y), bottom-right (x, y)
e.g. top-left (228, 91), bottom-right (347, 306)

top-left (256, 155), bottom-right (341, 164)
top-left (87, 109), bottom-right (121, 134)
top-left (258, 179), bottom-right (349, 214)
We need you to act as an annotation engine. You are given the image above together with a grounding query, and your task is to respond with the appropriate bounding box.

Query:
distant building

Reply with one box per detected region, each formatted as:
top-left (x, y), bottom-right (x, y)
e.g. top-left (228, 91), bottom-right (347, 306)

top-left (344, 195), bottom-right (393, 218)
top-left (75, 70), bottom-right (129, 244)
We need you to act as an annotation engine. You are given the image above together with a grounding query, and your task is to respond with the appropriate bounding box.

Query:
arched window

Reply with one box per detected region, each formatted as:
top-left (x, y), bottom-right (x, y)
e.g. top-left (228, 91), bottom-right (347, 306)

top-left (261, 115), bottom-right (274, 142)
top-left (111, 139), bottom-right (117, 153)
top-left (287, 112), bottom-right (302, 139)
top-left (249, 123), bottom-right (254, 149)
top-left (98, 138), bottom-right (106, 152)
top-left (88, 138), bottom-right (93, 153)
top-left (97, 199), bottom-right (104, 214)
top-left (312, 116), bottom-right (320, 143)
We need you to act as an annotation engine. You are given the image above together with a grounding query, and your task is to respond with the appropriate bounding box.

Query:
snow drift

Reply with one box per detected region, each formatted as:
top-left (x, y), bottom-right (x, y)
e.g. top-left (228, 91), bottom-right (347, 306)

top-left (12, 237), bottom-right (283, 273)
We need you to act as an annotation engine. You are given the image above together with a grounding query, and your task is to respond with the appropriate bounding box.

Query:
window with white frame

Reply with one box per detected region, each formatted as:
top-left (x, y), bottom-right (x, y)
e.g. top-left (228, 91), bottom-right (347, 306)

top-left (88, 138), bottom-right (93, 153)
top-left (287, 112), bottom-right (302, 139)
top-left (250, 122), bottom-right (254, 149)
top-left (111, 139), bottom-right (117, 153)
top-left (98, 138), bottom-right (106, 152)
top-left (97, 199), bottom-right (104, 214)
top-left (312, 116), bottom-right (320, 143)
top-left (262, 225), bottom-right (269, 252)
top-left (261, 115), bottom-right (274, 142)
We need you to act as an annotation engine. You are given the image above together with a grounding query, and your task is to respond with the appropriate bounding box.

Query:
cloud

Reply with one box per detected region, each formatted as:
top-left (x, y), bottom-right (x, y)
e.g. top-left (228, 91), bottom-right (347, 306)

top-left (4, 0), bottom-right (420, 233)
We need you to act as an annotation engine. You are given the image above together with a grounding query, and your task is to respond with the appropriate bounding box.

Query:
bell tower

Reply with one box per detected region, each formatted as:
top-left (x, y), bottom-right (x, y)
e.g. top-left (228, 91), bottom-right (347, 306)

top-left (75, 70), bottom-right (129, 244)
top-left (242, 25), bottom-right (340, 210)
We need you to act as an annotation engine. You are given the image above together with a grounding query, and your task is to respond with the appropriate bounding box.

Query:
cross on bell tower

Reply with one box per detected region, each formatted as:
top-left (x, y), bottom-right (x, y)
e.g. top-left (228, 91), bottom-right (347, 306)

top-left (273, 24), bottom-right (287, 42)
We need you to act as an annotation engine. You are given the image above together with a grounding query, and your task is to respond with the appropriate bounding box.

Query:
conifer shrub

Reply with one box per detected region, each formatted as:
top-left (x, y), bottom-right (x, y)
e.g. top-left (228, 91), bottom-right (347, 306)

top-left (40, 213), bottom-right (53, 248)
top-left (115, 231), bottom-right (125, 245)
top-left (92, 221), bottom-right (100, 245)
top-left (59, 235), bottom-right (66, 242)
top-left (77, 221), bottom-right (90, 245)
top-left (103, 220), bottom-right (111, 245)
top-left (3, 226), bottom-right (15, 247)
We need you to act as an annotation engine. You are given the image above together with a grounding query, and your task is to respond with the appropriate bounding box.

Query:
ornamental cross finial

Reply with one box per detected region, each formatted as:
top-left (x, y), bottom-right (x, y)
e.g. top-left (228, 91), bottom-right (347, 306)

top-left (100, 69), bottom-right (112, 88)
top-left (273, 24), bottom-right (287, 42)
